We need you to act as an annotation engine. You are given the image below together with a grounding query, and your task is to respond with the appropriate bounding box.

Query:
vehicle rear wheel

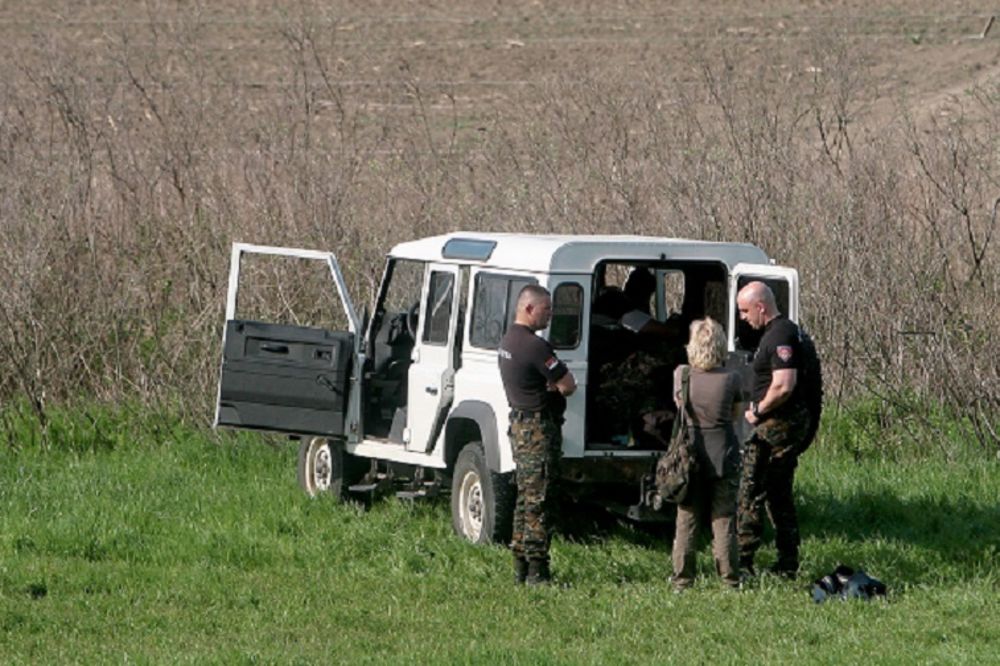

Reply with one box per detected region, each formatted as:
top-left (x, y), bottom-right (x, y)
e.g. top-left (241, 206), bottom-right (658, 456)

top-left (297, 437), bottom-right (365, 501)
top-left (451, 442), bottom-right (514, 545)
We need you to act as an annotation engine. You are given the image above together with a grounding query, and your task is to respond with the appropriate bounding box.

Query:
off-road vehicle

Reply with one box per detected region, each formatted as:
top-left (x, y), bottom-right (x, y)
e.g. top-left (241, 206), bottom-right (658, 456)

top-left (214, 232), bottom-right (800, 543)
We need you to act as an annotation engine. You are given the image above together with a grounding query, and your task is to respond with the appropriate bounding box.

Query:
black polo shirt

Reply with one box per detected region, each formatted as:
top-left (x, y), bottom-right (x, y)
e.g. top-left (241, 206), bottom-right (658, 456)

top-left (498, 323), bottom-right (569, 414)
top-left (752, 316), bottom-right (804, 410)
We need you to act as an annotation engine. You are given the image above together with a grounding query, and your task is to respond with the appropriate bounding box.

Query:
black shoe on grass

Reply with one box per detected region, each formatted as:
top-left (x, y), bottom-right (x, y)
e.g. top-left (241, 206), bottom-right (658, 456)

top-left (526, 559), bottom-right (551, 586)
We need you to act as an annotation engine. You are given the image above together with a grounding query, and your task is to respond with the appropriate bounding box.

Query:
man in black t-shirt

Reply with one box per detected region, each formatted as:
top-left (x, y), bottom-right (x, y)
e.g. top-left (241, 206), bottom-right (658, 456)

top-left (499, 285), bottom-right (577, 585)
top-left (735, 281), bottom-right (812, 579)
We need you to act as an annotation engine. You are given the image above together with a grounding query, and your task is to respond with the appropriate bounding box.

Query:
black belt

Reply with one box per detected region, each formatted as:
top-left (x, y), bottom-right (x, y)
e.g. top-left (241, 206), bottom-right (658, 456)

top-left (509, 408), bottom-right (552, 420)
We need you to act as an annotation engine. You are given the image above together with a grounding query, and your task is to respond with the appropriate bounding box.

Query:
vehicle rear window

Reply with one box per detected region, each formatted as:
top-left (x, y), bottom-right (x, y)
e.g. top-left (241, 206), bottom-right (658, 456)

top-left (550, 283), bottom-right (583, 349)
top-left (469, 273), bottom-right (537, 349)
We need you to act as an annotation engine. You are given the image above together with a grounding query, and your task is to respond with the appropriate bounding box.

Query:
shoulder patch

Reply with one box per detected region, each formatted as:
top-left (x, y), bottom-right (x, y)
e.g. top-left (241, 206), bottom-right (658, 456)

top-left (776, 345), bottom-right (793, 362)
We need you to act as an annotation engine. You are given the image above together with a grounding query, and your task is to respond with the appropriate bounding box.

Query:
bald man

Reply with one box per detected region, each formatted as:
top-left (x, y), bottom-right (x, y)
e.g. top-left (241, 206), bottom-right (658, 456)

top-left (735, 281), bottom-right (812, 579)
top-left (498, 285), bottom-right (576, 585)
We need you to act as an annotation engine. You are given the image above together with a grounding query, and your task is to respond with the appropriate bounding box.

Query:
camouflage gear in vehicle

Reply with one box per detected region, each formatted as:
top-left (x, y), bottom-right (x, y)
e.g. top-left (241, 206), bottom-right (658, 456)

top-left (592, 346), bottom-right (681, 445)
top-left (509, 410), bottom-right (562, 561)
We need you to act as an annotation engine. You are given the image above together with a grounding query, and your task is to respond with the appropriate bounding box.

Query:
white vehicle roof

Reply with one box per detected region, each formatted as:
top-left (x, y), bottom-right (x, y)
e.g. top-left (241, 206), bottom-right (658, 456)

top-left (390, 232), bottom-right (771, 274)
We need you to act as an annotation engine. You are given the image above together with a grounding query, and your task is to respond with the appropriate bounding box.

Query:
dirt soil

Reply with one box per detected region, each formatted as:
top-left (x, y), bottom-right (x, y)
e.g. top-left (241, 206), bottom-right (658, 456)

top-left (2, 1), bottom-right (998, 134)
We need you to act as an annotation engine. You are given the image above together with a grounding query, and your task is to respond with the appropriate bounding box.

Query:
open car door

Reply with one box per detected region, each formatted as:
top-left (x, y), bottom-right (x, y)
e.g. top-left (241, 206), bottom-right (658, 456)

top-left (727, 262), bottom-right (799, 440)
top-left (728, 263), bottom-right (799, 354)
top-left (214, 243), bottom-right (363, 439)
top-left (404, 263), bottom-right (462, 452)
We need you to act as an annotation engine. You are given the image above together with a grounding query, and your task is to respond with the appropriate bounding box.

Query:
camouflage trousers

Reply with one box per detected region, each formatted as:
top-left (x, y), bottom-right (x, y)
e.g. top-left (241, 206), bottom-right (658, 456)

top-left (737, 404), bottom-right (811, 570)
top-left (509, 410), bottom-right (562, 562)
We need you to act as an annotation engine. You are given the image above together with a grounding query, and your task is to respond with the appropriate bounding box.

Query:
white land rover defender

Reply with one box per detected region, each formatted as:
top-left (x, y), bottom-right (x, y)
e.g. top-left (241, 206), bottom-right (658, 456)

top-left (215, 232), bottom-right (799, 544)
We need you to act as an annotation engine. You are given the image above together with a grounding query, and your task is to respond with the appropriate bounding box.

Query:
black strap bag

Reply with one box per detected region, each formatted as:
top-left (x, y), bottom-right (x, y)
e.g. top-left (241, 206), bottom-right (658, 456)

top-left (798, 328), bottom-right (824, 453)
top-left (655, 366), bottom-right (699, 504)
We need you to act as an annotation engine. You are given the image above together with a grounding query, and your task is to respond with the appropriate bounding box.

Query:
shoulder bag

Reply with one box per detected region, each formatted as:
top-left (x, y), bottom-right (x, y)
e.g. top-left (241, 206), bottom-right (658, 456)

top-left (655, 366), bottom-right (699, 504)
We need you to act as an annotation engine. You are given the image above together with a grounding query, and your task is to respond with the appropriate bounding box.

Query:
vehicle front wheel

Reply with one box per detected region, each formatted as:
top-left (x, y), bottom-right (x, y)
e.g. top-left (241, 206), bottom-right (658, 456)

top-left (451, 442), bottom-right (514, 545)
top-left (297, 437), bottom-right (365, 501)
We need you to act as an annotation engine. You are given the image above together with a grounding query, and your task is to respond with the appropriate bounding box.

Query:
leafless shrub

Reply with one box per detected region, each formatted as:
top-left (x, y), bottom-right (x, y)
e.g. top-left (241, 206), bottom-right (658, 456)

top-left (0, 8), bottom-right (995, 454)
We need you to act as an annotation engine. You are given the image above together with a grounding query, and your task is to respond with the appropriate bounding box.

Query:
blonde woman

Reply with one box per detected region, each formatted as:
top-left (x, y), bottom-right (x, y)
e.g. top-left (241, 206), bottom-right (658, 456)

top-left (671, 317), bottom-right (743, 591)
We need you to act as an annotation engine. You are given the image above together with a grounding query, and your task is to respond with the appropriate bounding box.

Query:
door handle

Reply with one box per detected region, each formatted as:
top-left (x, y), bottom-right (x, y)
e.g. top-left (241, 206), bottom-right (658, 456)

top-left (261, 343), bottom-right (289, 354)
top-left (425, 386), bottom-right (439, 396)
top-left (317, 375), bottom-right (340, 394)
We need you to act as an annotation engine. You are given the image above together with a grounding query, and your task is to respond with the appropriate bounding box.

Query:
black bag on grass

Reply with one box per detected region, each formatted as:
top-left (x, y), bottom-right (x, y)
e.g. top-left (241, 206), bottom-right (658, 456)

top-left (811, 565), bottom-right (887, 603)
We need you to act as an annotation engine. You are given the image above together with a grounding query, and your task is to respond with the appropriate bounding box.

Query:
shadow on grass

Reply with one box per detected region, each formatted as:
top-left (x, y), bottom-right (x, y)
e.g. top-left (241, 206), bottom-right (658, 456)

top-left (553, 488), bottom-right (1000, 584)
top-left (799, 488), bottom-right (1000, 578)
top-left (557, 500), bottom-right (673, 550)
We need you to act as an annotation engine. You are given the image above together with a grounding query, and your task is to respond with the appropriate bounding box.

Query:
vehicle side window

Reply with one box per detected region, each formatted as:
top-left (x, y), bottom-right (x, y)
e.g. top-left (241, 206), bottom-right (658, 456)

top-left (422, 271), bottom-right (454, 345)
top-left (734, 276), bottom-right (790, 352)
top-left (381, 259), bottom-right (426, 313)
top-left (367, 258), bottom-right (424, 364)
top-left (703, 280), bottom-right (727, 329)
top-left (661, 271), bottom-right (685, 318)
top-left (470, 273), bottom-right (537, 349)
top-left (234, 253), bottom-right (347, 330)
top-left (550, 283), bottom-right (583, 349)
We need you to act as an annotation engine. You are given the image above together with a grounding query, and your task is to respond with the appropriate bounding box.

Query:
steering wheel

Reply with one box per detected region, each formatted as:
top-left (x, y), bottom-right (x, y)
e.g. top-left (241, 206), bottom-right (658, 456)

top-left (406, 301), bottom-right (421, 340)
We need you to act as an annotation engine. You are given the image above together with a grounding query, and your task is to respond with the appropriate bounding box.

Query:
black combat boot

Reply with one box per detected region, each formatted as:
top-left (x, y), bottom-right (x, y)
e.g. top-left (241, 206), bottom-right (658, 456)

top-left (513, 556), bottom-right (529, 585)
top-left (768, 560), bottom-right (798, 580)
top-left (739, 556), bottom-right (756, 578)
top-left (525, 559), bottom-right (551, 586)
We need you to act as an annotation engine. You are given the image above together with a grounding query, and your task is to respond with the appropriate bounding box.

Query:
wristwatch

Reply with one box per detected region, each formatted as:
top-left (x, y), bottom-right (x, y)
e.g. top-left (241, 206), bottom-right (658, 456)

top-left (751, 401), bottom-right (762, 418)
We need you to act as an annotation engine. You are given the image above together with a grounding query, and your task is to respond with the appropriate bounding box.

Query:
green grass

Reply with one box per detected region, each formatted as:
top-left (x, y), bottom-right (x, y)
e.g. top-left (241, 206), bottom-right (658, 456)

top-left (1, 408), bottom-right (999, 664)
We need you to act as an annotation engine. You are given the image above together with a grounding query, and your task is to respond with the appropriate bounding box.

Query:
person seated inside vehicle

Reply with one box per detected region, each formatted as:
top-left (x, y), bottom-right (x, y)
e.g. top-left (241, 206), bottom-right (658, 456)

top-left (591, 284), bottom-right (629, 327)
top-left (621, 267), bottom-right (686, 343)
top-left (588, 271), bottom-right (683, 448)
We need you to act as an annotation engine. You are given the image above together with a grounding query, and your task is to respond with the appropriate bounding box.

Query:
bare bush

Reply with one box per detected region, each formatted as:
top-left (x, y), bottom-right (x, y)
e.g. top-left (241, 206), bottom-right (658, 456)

top-left (0, 4), bottom-right (996, 454)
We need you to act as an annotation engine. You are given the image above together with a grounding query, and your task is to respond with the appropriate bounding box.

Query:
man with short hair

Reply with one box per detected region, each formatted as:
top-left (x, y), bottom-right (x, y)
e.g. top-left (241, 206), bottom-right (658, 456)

top-left (498, 285), bottom-right (576, 585)
top-left (736, 281), bottom-right (812, 578)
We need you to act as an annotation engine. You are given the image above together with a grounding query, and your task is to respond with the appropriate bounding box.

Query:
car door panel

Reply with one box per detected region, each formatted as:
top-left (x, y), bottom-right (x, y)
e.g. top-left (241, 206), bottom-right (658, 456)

top-left (217, 321), bottom-right (353, 435)
top-left (405, 264), bottom-right (461, 452)
top-left (215, 243), bottom-right (363, 438)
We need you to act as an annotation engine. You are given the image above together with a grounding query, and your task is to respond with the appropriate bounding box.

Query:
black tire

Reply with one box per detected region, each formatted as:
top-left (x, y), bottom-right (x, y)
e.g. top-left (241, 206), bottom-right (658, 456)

top-left (450, 442), bottom-right (514, 545)
top-left (296, 437), bottom-right (366, 501)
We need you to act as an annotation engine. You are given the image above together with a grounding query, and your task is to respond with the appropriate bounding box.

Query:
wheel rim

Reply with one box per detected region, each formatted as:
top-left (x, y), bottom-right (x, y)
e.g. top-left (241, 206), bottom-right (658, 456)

top-left (311, 439), bottom-right (333, 493)
top-left (458, 469), bottom-right (484, 541)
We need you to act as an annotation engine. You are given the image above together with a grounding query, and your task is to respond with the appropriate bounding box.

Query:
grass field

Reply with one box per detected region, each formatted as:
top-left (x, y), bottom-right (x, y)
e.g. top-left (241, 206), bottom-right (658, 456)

top-left (2, 409), bottom-right (998, 664)
top-left (1, 3), bottom-right (997, 661)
